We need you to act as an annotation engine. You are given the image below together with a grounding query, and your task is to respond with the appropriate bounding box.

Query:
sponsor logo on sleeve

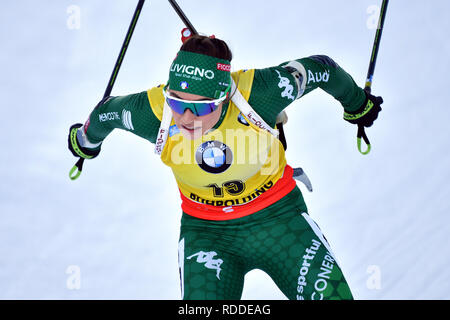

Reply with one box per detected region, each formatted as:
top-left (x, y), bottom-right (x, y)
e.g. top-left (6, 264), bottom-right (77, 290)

top-left (99, 112), bottom-right (119, 122)
top-left (307, 70), bottom-right (330, 84)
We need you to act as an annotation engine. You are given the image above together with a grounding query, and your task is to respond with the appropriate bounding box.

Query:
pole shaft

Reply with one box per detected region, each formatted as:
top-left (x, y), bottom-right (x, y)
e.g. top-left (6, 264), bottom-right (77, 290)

top-left (103, 0), bottom-right (145, 99)
top-left (70, 0), bottom-right (145, 181)
top-left (365, 0), bottom-right (389, 93)
top-left (168, 0), bottom-right (198, 35)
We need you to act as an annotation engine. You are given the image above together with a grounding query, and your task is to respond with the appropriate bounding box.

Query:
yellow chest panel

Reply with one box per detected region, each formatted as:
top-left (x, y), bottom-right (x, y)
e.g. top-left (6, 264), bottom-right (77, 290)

top-left (147, 70), bottom-right (286, 205)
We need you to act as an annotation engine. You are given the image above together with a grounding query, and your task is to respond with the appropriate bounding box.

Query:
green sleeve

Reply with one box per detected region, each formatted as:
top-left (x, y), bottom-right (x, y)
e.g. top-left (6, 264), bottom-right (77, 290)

top-left (248, 55), bottom-right (366, 127)
top-left (85, 91), bottom-right (161, 145)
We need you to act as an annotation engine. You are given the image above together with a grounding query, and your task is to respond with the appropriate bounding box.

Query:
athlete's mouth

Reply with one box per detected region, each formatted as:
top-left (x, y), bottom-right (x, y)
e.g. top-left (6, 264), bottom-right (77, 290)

top-left (181, 125), bottom-right (201, 131)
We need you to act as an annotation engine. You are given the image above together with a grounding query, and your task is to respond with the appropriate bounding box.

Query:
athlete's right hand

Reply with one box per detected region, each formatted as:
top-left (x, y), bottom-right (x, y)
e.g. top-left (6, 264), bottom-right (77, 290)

top-left (68, 123), bottom-right (101, 160)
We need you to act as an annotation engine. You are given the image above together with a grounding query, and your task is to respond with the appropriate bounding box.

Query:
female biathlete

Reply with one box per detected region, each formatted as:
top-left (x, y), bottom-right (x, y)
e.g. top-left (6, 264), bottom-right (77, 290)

top-left (68, 34), bottom-right (383, 300)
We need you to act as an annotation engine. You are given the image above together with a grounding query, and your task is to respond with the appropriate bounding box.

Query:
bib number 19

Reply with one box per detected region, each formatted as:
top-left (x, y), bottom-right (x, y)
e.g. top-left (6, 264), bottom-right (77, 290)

top-left (206, 180), bottom-right (245, 197)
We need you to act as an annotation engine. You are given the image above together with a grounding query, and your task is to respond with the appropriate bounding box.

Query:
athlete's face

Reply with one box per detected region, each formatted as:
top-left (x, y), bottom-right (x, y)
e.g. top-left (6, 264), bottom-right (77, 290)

top-left (169, 89), bottom-right (223, 140)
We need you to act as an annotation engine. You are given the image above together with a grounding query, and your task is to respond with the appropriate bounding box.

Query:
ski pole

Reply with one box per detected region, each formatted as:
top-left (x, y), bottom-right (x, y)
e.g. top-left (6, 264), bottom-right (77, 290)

top-left (357, 0), bottom-right (389, 155)
top-left (168, 0), bottom-right (198, 35)
top-left (69, 0), bottom-right (146, 180)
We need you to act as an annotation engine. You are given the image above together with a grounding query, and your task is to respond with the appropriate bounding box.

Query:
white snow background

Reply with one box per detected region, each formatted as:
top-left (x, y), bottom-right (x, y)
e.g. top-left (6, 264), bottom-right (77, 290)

top-left (1, 0), bottom-right (449, 299)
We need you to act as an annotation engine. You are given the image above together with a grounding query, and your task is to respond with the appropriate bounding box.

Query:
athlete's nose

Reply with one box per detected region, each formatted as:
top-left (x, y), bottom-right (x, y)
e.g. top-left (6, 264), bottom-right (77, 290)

top-left (180, 109), bottom-right (196, 123)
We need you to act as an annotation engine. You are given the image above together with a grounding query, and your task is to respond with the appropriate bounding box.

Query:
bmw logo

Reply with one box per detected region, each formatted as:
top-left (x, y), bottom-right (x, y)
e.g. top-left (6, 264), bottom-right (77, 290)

top-left (195, 141), bottom-right (233, 174)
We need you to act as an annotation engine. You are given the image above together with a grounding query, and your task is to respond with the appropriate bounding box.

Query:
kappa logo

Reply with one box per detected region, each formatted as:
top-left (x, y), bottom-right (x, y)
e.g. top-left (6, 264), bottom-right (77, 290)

top-left (187, 251), bottom-right (223, 280)
top-left (122, 110), bottom-right (134, 131)
top-left (275, 70), bottom-right (295, 100)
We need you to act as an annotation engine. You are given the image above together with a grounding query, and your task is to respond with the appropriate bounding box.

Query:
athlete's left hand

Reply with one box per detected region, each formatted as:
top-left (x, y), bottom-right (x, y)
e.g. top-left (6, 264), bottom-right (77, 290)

top-left (343, 91), bottom-right (383, 127)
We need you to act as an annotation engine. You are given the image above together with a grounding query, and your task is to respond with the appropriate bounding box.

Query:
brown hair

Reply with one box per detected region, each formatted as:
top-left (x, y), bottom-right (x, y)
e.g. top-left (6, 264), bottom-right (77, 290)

top-left (180, 35), bottom-right (233, 61)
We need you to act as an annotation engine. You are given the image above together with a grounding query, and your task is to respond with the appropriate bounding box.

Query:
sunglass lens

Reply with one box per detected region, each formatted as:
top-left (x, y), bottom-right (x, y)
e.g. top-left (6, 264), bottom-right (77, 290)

top-left (166, 98), bottom-right (218, 117)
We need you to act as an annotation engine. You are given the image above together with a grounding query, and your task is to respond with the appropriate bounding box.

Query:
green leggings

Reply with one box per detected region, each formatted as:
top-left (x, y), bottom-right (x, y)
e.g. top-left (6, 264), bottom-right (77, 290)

top-left (178, 187), bottom-right (353, 300)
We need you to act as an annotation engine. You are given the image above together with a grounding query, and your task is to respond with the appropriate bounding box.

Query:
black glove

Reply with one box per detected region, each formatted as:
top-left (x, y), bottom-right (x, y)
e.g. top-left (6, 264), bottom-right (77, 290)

top-left (68, 123), bottom-right (101, 160)
top-left (343, 91), bottom-right (383, 127)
